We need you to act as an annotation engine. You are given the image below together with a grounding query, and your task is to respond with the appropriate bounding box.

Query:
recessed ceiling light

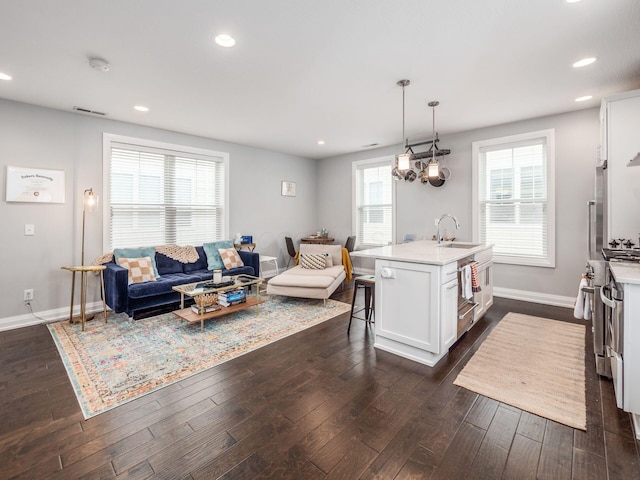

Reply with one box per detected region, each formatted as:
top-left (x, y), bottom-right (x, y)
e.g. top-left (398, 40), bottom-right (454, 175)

top-left (573, 57), bottom-right (596, 68)
top-left (89, 57), bottom-right (110, 72)
top-left (317, 140), bottom-right (325, 145)
top-left (0, 72), bottom-right (12, 81)
top-left (214, 34), bottom-right (236, 47)
top-left (575, 95), bottom-right (593, 102)
top-left (134, 105), bottom-right (150, 112)
top-left (566, 0), bottom-right (582, 3)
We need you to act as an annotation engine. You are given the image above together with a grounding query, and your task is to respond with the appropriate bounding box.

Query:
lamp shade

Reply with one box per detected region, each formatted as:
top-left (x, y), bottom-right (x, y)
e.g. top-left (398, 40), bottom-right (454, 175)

top-left (427, 161), bottom-right (439, 178)
top-left (83, 188), bottom-right (99, 212)
top-left (397, 153), bottom-right (411, 171)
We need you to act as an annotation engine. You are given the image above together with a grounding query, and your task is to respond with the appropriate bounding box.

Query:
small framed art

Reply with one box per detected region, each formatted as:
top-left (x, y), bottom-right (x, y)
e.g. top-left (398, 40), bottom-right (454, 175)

top-left (5, 165), bottom-right (66, 203)
top-left (281, 181), bottom-right (296, 197)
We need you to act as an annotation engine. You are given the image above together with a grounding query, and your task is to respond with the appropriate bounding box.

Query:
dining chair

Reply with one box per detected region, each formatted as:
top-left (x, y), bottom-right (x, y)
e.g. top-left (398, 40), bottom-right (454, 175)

top-left (285, 236), bottom-right (297, 268)
top-left (345, 235), bottom-right (356, 253)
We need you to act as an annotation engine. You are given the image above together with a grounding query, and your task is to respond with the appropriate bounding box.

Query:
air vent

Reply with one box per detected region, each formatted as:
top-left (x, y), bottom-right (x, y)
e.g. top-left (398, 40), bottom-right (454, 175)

top-left (362, 143), bottom-right (379, 148)
top-left (73, 106), bottom-right (107, 116)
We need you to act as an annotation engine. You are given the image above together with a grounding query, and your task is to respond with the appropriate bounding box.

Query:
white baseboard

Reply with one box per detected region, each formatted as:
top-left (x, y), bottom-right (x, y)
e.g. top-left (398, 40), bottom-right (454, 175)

top-left (493, 287), bottom-right (574, 309)
top-left (0, 285), bottom-right (574, 332)
top-left (0, 301), bottom-right (109, 332)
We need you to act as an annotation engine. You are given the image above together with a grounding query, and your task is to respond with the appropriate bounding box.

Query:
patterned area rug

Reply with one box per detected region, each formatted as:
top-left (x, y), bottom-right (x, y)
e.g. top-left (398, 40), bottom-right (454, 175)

top-left (48, 297), bottom-right (350, 418)
top-left (454, 312), bottom-right (586, 430)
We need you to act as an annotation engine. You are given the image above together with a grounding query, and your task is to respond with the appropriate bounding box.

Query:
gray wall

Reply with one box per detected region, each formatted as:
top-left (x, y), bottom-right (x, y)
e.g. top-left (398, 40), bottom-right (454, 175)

top-left (0, 99), bottom-right (317, 321)
top-left (318, 108), bottom-right (599, 300)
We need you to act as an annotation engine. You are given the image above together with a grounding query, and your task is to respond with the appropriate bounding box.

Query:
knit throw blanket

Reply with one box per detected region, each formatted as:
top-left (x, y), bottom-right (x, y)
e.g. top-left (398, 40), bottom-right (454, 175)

top-left (93, 245), bottom-right (200, 266)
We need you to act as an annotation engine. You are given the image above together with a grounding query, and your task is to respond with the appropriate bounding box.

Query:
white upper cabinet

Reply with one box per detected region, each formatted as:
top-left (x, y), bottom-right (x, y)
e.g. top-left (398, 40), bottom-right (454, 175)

top-left (602, 90), bottom-right (640, 244)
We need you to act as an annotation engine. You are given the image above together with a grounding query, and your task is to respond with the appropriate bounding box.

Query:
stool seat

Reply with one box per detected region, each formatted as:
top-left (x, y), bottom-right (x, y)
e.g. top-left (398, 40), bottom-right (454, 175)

top-left (348, 275), bottom-right (376, 333)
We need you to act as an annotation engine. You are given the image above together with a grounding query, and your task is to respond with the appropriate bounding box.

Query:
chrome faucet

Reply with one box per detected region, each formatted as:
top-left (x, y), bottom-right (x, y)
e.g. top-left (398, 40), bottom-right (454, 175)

top-left (436, 213), bottom-right (460, 243)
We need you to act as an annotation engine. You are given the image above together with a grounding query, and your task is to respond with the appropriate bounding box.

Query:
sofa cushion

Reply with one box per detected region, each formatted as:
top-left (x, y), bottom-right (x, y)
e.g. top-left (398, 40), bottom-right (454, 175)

top-left (128, 273), bottom-right (201, 298)
top-left (183, 246), bottom-right (209, 273)
top-left (268, 265), bottom-right (345, 287)
top-left (299, 253), bottom-right (328, 270)
top-left (116, 256), bottom-right (157, 285)
top-left (299, 244), bottom-right (343, 266)
top-left (155, 252), bottom-right (184, 275)
top-left (203, 240), bottom-right (234, 270)
top-left (114, 246), bottom-right (160, 278)
top-left (219, 247), bottom-right (244, 269)
top-left (286, 265), bottom-right (345, 278)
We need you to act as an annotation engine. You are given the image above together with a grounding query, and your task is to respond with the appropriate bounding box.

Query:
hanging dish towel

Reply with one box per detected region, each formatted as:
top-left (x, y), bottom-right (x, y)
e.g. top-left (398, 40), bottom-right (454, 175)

top-left (471, 261), bottom-right (482, 293)
top-left (583, 291), bottom-right (592, 320)
top-left (573, 277), bottom-right (587, 319)
top-left (462, 265), bottom-right (473, 300)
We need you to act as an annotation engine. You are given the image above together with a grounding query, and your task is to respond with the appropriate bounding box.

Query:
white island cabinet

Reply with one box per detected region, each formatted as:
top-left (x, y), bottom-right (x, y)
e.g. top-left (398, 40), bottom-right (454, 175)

top-left (608, 263), bottom-right (640, 440)
top-left (351, 240), bottom-right (493, 367)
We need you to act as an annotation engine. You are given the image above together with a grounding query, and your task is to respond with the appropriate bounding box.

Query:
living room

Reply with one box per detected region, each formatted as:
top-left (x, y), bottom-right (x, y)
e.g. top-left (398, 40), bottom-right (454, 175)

top-left (2, 1), bottom-right (640, 478)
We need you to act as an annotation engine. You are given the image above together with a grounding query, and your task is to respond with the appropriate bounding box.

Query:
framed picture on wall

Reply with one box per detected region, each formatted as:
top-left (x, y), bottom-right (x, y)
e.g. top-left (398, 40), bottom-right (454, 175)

top-left (281, 181), bottom-right (296, 197)
top-left (5, 165), bottom-right (66, 203)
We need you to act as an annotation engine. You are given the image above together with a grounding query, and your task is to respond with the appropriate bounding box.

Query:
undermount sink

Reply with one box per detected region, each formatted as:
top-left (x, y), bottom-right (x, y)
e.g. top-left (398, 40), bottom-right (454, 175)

top-left (437, 242), bottom-right (481, 249)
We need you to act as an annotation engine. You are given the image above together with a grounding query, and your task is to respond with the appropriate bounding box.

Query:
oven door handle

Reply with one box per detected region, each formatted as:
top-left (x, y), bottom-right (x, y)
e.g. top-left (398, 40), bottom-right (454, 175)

top-left (600, 285), bottom-right (616, 309)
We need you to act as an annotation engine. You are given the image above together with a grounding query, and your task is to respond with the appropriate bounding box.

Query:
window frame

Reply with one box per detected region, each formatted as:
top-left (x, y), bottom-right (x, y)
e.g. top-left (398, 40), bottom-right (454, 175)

top-left (352, 155), bottom-right (396, 249)
top-left (472, 129), bottom-right (555, 268)
top-left (102, 133), bottom-right (230, 252)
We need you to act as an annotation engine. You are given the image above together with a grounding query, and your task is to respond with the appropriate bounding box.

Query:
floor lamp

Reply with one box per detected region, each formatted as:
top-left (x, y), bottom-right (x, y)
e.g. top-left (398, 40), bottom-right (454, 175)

top-left (61, 187), bottom-right (107, 331)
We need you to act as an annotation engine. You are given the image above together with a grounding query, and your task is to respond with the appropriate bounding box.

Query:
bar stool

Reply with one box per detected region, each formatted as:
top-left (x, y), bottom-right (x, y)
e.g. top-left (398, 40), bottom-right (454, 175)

top-left (348, 274), bottom-right (375, 333)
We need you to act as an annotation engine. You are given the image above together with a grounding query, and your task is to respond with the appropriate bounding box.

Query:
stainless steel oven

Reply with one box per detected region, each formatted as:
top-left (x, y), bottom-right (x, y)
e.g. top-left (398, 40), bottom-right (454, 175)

top-left (584, 260), bottom-right (611, 377)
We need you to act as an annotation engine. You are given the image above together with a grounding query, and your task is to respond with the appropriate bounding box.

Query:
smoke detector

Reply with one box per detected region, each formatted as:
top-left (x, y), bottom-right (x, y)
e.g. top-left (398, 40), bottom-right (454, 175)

top-left (89, 57), bottom-right (110, 72)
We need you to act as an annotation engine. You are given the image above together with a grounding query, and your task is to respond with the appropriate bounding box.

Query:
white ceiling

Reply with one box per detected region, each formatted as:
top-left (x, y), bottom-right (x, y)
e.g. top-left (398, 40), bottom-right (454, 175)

top-left (1, 0), bottom-right (639, 159)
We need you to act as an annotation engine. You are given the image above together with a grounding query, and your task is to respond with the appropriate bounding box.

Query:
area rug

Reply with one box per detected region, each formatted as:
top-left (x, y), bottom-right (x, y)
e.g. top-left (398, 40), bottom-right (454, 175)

top-left (453, 312), bottom-right (586, 430)
top-left (48, 297), bottom-right (350, 419)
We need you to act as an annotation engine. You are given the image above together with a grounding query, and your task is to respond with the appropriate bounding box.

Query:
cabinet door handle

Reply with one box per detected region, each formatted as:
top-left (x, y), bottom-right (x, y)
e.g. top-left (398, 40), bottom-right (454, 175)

top-left (447, 283), bottom-right (457, 290)
top-left (446, 270), bottom-right (457, 277)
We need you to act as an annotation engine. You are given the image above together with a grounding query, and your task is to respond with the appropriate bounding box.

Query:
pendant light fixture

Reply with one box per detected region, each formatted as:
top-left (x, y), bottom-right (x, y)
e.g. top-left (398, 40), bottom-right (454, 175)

top-left (394, 80), bottom-right (413, 175)
top-left (391, 84), bottom-right (451, 186)
top-left (427, 101), bottom-right (441, 179)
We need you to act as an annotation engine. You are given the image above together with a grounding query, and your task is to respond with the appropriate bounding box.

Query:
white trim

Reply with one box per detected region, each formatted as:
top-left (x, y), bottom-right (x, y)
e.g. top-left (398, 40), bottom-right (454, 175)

top-left (102, 133), bottom-right (230, 252)
top-left (0, 301), bottom-right (109, 332)
top-left (493, 286), bottom-right (574, 309)
top-left (472, 129), bottom-right (555, 268)
top-left (352, 155), bottom-right (396, 248)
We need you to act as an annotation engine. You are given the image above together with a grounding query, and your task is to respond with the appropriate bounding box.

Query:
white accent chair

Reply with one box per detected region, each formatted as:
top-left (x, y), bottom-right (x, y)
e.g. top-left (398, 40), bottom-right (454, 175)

top-left (266, 244), bottom-right (346, 302)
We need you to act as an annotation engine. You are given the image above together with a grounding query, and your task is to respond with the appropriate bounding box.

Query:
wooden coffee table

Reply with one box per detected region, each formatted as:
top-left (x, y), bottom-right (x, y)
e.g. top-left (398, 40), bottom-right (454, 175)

top-left (172, 274), bottom-right (264, 332)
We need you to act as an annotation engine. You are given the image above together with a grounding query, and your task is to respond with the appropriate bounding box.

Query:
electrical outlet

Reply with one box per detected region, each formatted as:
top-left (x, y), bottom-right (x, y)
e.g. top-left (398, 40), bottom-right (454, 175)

top-left (24, 289), bottom-right (34, 302)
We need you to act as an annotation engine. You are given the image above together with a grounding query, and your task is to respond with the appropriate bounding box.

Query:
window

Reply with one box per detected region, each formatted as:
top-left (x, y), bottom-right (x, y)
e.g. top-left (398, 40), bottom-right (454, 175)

top-left (472, 130), bottom-right (555, 267)
top-left (103, 134), bottom-right (229, 251)
top-left (353, 156), bottom-right (395, 247)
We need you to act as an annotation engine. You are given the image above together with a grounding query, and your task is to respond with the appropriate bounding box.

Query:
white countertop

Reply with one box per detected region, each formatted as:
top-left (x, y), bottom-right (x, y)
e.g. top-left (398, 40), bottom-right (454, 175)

top-left (609, 262), bottom-right (640, 285)
top-left (350, 240), bottom-right (492, 266)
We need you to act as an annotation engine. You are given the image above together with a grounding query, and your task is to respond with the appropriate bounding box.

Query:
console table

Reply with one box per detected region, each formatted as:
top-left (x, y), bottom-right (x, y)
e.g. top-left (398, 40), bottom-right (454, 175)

top-left (301, 236), bottom-right (335, 244)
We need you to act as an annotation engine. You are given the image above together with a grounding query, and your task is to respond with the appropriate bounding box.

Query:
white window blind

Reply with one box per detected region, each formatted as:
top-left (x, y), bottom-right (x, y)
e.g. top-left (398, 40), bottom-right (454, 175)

top-left (105, 136), bottom-right (228, 250)
top-left (473, 130), bottom-right (555, 267)
top-left (353, 158), bottom-right (394, 247)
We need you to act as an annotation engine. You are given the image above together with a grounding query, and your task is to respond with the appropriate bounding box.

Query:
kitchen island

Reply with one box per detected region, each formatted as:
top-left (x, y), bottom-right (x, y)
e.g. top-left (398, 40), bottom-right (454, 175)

top-left (607, 262), bottom-right (640, 440)
top-left (351, 240), bottom-right (493, 367)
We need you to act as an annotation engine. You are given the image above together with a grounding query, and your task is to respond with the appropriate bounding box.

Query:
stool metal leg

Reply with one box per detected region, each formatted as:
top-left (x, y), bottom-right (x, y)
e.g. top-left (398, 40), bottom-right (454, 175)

top-left (348, 282), bottom-right (359, 334)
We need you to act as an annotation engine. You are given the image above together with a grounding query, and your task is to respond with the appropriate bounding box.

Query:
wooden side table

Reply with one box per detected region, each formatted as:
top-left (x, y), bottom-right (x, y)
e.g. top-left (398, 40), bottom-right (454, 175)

top-left (235, 243), bottom-right (256, 251)
top-left (61, 265), bottom-right (108, 331)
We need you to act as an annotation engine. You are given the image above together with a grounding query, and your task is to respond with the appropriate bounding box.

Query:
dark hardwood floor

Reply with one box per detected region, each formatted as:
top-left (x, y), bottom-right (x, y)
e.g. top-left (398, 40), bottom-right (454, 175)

top-left (1, 282), bottom-right (639, 479)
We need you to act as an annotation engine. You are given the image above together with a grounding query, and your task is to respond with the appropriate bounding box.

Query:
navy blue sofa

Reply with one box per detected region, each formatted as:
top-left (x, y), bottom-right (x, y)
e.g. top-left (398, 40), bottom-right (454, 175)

top-left (103, 246), bottom-right (260, 318)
